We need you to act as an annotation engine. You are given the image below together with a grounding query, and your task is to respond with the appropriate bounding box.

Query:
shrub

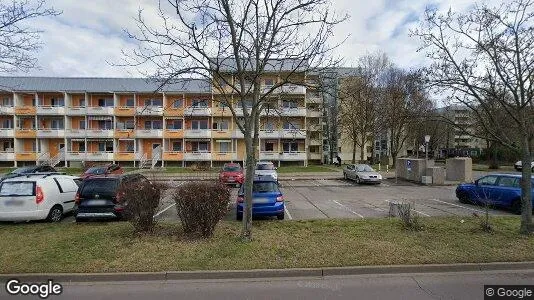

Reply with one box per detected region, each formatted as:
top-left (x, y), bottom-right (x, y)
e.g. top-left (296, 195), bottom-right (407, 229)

top-left (389, 201), bottom-right (423, 231)
top-left (117, 180), bottom-right (165, 233)
top-left (173, 181), bottom-right (230, 238)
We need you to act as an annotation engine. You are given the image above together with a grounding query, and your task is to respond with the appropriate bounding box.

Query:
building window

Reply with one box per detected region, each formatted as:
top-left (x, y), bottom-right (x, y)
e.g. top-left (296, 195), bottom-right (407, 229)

top-left (144, 98), bottom-right (162, 107)
top-left (167, 119), bottom-right (183, 130)
top-left (98, 141), bottom-right (113, 152)
top-left (51, 98), bottom-right (64, 107)
top-left (283, 142), bottom-right (298, 153)
top-left (219, 141), bottom-right (231, 153)
top-left (126, 98), bottom-right (134, 107)
top-left (283, 122), bottom-right (300, 130)
top-left (125, 141), bottom-right (134, 152)
top-left (265, 142), bottom-right (274, 152)
top-left (1, 119), bottom-right (13, 129)
top-left (79, 98), bottom-right (85, 107)
top-left (97, 120), bottom-right (113, 130)
top-left (191, 141), bottom-right (209, 152)
top-left (192, 99), bottom-right (208, 108)
top-left (144, 120), bottom-right (162, 130)
top-left (2, 97), bottom-right (13, 106)
top-left (79, 120), bottom-right (86, 130)
top-left (78, 142), bottom-right (85, 152)
top-left (51, 119), bottom-right (64, 129)
top-left (264, 121), bottom-right (275, 131)
top-left (264, 78), bottom-right (275, 86)
top-left (98, 98), bottom-right (114, 107)
top-left (172, 99), bottom-right (183, 108)
top-left (213, 120), bottom-right (229, 130)
top-left (236, 99), bottom-right (253, 108)
top-left (125, 120), bottom-right (134, 130)
top-left (192, 120), bottom-right (209, 130)
top-left (172, 141), bottom-right (182, 152)
top-left (282, 100), bottom-right (298, 108)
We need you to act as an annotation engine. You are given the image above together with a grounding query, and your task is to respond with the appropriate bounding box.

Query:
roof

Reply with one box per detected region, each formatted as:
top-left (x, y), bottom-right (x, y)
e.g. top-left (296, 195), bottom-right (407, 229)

top-left (0, 77), bottom-right (211, 93)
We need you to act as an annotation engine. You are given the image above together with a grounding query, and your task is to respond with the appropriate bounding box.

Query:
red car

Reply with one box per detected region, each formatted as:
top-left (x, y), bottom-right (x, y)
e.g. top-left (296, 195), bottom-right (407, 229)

top-left (80, 164), bottom-right (124, 179)
top-left (219, 163), bottom-right (244, 187)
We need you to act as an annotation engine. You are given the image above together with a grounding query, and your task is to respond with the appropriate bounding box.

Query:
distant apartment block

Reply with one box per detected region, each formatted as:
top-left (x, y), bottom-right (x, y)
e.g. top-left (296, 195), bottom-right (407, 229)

top-left (0, 75), bottom-right (323, 168)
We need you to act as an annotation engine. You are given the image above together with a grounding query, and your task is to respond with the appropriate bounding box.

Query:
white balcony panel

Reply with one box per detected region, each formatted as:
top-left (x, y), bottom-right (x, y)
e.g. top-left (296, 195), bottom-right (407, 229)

top-left (66, 107), bottom-right (87, 116)
top-left (281, 129), bottom-right (306, 139)
top-left (86, 129), bottom-right (114, 138)
top-left (0, 129), bottom-right (14, 138)
top-left (86, 152), bottom-right (114, 161)
top-left (306, 94), bottom-right (322, 103)
top-left (136, 106), bottom-right (164, 115)
top-left (65, 152), bottom-right (86, 161)
top-left (308, 139), bottom-right (322, 146)
top-left (0, 152), bottom-right (15, 161)
top-left (184, 152), bottom-right (212, 161)
top-left (86, 106), bottom-right (114, 115)
top-left (37, 106), bottom-right (65, 115)
top-left (136, 129), bottom-right (163, 138)
top-left (308, 153), bottom-right (322, 160)
top-left (280, 108), bottom-right (306, 117)
top-left (214, 152), bottom-right (238, 160)
top-left (232, 130), bottom-right (244, 138)
top-left (280, 152), bottom-right (306, 161)
top-left (184, 130), bottom-right (212, 139)
top-left (66, 129), bottom-right (85, 138)
top-left (271, 85), bottom-right (306, 94)
top-left (259, 152), bottom-right (280, 161)
top-left (0, 106), bottom-right (14, 114)
top-left (37, 129), bottom-right (65, 138)
top-left (259, 130), bottom-right (281, 139)
top-left (183, 107), bottom-right (211, 116)
top-left (306, 110), bottom-right (322, 118)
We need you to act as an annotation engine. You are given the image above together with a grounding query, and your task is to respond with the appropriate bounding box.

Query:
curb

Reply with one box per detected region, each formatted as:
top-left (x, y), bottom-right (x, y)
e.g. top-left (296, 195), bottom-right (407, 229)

top-left (1, 262), bottom-right (533, 283)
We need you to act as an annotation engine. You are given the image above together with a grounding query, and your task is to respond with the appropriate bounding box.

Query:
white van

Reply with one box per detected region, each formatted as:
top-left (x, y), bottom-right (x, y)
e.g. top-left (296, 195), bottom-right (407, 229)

top-left (0, 173), bottom-right (81, 222)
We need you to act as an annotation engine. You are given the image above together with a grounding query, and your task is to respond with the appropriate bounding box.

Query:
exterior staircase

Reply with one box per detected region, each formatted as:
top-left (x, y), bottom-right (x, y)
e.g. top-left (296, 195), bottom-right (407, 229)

top-left (151, 145), bottom-right (162, 169)
top-left (138, 153), bottom-right (149, 169)
top-left (37, 152), bottom-right (50, 166)
top-left (47, 148), bottom-right (65, 167)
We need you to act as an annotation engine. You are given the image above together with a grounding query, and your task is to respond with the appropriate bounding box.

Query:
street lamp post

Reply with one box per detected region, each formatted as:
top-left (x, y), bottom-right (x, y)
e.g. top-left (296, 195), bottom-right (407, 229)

top-left (424, 135), bottom-right (431, 163)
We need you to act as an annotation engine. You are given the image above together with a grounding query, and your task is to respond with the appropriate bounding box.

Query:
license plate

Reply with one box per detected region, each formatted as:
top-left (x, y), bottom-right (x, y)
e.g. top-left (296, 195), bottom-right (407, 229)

top-left (253, 198), bottom-right (269, 203)
top-left (5, 200), bottom-right (24, 206)
top-left (227, 177), bottom-right (235, 181)
top-left (87, 200), bottom-right (107, 206)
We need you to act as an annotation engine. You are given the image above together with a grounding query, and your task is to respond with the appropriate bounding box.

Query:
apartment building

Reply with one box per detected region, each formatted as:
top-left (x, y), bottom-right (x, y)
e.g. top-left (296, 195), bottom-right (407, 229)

top-left (0, 76), bottom-right (323, 168)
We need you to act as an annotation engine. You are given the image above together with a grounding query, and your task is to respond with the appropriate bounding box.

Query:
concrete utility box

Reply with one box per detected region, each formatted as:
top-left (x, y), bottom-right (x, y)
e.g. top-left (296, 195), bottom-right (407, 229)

top-left (446, 157), bottom-right (473, 182)
top-left (421, 176), bottom-right (433, 185)
top-left (426, 167), bottom-right (446, 185)
top-left (397, 158), bottom-right (434, 182)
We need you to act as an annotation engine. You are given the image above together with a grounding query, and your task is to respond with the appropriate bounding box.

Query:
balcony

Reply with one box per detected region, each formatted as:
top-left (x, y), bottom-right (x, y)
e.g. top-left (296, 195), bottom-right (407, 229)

top-left (15, 152), bottom-right (37, 161)
top-left (280, 107), bottom-right (306, 117)
top-left (0, 106), bottom-right (14, 114)
top-left (259, 151), bottom-right (280, 161)
top-left (136, 106), bottom-right (163, 116)
top-left (115, 130), bottom-right (135, 139)
top-left (259, 130), bottom-right (281, 139)
top-left (86, 106), bottom-right (114, 115)
top-left (308, 152), bottom-right (322, 160)
top-left (163, 129), bottom-right (184, 139)
top-left (306, 93), bottom-right (322, 104)
top-left (65, 129), bottom-right (85, 138)
top-left (115, 152), bottom-right (135, 161)
top-left (306, 110), bottom-right (322, 118)
top-left (66, 107), bottom-right (87, 115)
top-left (280, 152), bottom-right (307, 161)
top-left (163, 152), bottom-right (183, 161)
top-left (0, 151), bottom-right (14, 161)
top-left (136, 129), bottom-right (163, 138)
top-left (15, 129), bottom-right (37, 138)
top-left (281, 129), bottom-right (306, 139)
top-left (15, 107), bottom-right (36, 115)
top-left (307, 124), bottom-right (321, 132)
top-left (308, 138), bottom-right (322, 146)
top-left (164, 107), bottom-right (184, 117)
top-left (184, 107), bottom-right (211, 116)
top-left (270, 84), bottom-right (306, 94)
top-left (232, 129), bottom-right (244, 138)
top-left (212, 130), bottom-right (232, 139)
top-left (36, 106), bottom-right (65, 115)
top-left (212, 152), bottom-right (238, 161)
top-left (114, 107), bottom-right (135, 116)
top-left (37, 129), bottom-right (65, 138)
top-left (184, 152), bottom-right (212, 161)
top-left (0, 128), bottom-right (14, 138)
top-left (184, 129), bottom-right (211, 139)
top-left (85, 129), bottom-right (114, 138)
top-left (212, 107), bottom-right (233, 116)
top-left (65, 152), bottom-right (85, 161)
top-left (85, 152), bottom-right (114, 161)
top-left (234, 107), bottom-right (252, 117)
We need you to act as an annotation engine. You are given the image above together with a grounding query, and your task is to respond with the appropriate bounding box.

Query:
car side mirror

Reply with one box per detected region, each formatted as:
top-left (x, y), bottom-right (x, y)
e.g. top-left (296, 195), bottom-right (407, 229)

top-left (474, 180), bottom-right (479, 186)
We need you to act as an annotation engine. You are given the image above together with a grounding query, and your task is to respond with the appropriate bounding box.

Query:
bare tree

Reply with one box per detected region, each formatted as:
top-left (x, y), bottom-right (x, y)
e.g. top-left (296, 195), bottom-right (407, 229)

top-left (0, 0), bottom-right (60, 73)
top-left (123, 0), bottom-right (346, 240)
top-left (412, 0), bottom-right (534, 234)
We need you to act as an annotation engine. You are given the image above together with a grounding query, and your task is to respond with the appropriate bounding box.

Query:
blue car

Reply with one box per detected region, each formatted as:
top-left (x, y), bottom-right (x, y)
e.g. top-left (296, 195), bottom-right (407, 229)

top-left (236, 177), bottom-right (285, 220)
top-left (455, 174), bottom-right (534, 214)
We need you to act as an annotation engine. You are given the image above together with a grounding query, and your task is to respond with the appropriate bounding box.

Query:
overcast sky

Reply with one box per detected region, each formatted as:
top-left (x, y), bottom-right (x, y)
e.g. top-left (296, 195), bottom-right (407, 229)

top-left (16, 0), bottom-right (489, 78)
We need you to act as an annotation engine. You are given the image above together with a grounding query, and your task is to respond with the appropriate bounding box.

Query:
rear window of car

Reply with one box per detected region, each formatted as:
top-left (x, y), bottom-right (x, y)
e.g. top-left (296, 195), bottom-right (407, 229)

top-left (240, 182), bottom-right (280, 193)
top-left (0, 181), bottom-right (35, 196)
top-left (223, 165), bottom-right (241, 172)
top-left (256, 164), bottom-right (274, 170)
top-left (80, 179), bottom-right (119, 197)
top-left (85, 167), bottom-right (107, 175)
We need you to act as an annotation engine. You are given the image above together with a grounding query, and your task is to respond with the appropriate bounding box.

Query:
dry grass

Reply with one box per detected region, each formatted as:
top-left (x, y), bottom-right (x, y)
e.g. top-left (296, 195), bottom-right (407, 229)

top-left (0, 217), bottom-right (533, 273)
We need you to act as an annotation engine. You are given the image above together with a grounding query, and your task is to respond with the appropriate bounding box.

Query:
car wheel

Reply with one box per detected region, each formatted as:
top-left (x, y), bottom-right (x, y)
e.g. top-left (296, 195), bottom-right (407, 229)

top-left (46, 205), bottom-right (63, 223)
top-left (356, 176), bottom-right (361, 184)
top-left (458, 193), bottom-right (470, 204)
top-left (277, 213), bottom-right (285, 220)
top-left (343, 172), bottom-right (347, 180)
top-left (511, 199), bottom-right (522, 215)
top-left (236, 211), bottom-right (243, 221)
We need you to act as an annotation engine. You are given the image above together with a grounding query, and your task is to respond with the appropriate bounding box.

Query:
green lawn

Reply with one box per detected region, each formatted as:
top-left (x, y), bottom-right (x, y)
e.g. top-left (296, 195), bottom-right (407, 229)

top-left (0, 216), bottom-right (533, 273)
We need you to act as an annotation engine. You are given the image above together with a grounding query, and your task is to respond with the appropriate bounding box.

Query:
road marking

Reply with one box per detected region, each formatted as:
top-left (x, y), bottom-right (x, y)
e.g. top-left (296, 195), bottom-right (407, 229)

top-left (332, 200), bottom-right (364, 218)
top-left (428, 198), bottom-right (486, 214)
top-left (153, 203), bottom-right (176, 218)
top-left (284, 206), bottom-right (293, 220)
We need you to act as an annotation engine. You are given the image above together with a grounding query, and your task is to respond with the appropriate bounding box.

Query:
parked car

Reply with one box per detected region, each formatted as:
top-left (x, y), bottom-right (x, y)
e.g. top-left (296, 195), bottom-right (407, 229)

top-left (219, 163), bottom-right (244, 187)
top-left (455, 174), bottom-right (534, 214)
top-left (254, 161), bottom-right (278, 181)
top-left (0, 173), bottom-right (81, 222)
top-left (0, 165), bottom-right (57, 183)
top-left (236, 177), bottom-right (284, 220)
top-left (75, 173), bottom-right (150, 221)
top-left (514, 160), bottom-right (534, 171)
top-left (343, 164), bottom-right (382, 184)
top-left (80, 164), bottom-right (123, 179)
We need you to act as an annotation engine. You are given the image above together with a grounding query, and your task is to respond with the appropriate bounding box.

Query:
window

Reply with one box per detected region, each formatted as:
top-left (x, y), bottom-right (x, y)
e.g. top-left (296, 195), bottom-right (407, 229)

top-left (282, 100), bottom-right (298, 108)
top-left (51, 119), bottom-right (64, 129)
top-left (192, 120), bottom-right (209, 130)
top-left (213, 120), bottom-right (229, 130)
top-left (192, 99), bottom-right (208, 108)
top-left (265, 142), bottom-right (274, 152)
top-left (1, 119), bottom-right (12, 129)
top-left (172, 141), bottom-right (182, 151)
top-left (98, 141), bottom-right (113, 152)
top-left (237, 99), bottom-right (253, 108)
top-left (98, 120), bottom-right (113, 130)
top-left (126, 98), bottom-right (134, 107)
top-left (2, 97), bottom-right (13, 106)
top-left (264, 78), bottom-right (275, 86)
top-left (98, 98), bottom-right (114, 107)
top-left (144, 120), bottom-right (162, 130)
top-left (79, 120), bottom-right (86, 130)
top-left (172, 99), bottom-right (183, 108)
top-left (144, 98), bottom-right (162, 107)
top-left (219, 141), bottom-right (230, 153)
top-left (167, 120), bottom-right (182, 130)
top-left (192, 141), bottom-right (209, 152)
top-left (497, 177), bottom-right (520, 188)
top-left (283, 122), bottom-right (300, 130)
top-left (78, 142), bottom-right (85, 152)
top-left (79, 98), bottom-right (85, 107)
top-left (478, 176), bottom-right (498, 186)
top-left (0, 182), bottom-right (35, 196)
top-left (264, 121), bottom-right (275, 131)
top-left (283, 142), bottom-right (298, 153)
top-left (51, 98), bottom-right (64, 107)
top-left (125, 141), bottom-right (134, 152)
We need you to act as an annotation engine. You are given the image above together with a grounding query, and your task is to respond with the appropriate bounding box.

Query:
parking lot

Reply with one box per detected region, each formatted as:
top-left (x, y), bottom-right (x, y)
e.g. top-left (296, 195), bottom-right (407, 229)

top-left (147, 177), bottom-right (513, 222)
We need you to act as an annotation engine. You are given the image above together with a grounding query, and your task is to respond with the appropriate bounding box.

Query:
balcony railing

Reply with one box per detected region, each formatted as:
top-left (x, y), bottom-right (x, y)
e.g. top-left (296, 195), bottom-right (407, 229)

top-left (0, 128), bottom-right (14, 138)
top-left (212, 152), bottom-right (238, 161)
top-left (280, 151), bottom-right (307, 161)
top-left (184, 107), bottom-right (211, 116)
top-left (136, 129), bottom-right (163, 138)
top-left (0, 151), bottom-right (15, 161)
top-left (0, 106), bottom-right (14, 114)
top-left (36, 128), bottom-right (65, 138)
top-left (36, 106), bottom-right (65, 115)
top-left (281, 129), bottom-right (306, 139)
top-left (308, 152), bottom-right (322, 160)
top-left (269, 84), bottom-right (306, 94)
top-left (86, 106), bottom-right (114, 115)
top-left (136, 106), bottom-right (164, 116)
top-left (259, 130), bottom-right (280, 139)
top-left (306, 110), bottom-right (322, 118)
top-left (66, 106), bottom-right (87, 115)
top-left (308, 138), bottom-right (322, 146)
top-left (183, 152), bottom-right (212, 161)
top-left (85, 129), bottom-right (114, 138)
top-left (306, 93), bottom-right (322, 103)
top-left (184, 129), bottom-right (212, 139)
top-left (259, 151), bottom-right (280, 161)
top-left (280, 107), bottom-right (306, 117)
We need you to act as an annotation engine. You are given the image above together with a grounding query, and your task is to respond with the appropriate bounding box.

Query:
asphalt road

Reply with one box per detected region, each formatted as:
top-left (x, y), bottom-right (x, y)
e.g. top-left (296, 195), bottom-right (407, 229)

top-left (12, 270), bottom-right (534, 300)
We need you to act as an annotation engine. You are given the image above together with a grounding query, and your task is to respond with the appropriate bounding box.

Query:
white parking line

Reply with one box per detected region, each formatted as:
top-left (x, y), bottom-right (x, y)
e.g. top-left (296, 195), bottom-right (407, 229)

top-left (384, 200), bottom-right (430, 217)
top-left (153, 203), bottom-right (176, 218)
top-left (332, 200), bottom-right (364, 218)
top-left (428, 198), bottom-right (486, 214)
top-left (284, 206), bottom-right (293, 220)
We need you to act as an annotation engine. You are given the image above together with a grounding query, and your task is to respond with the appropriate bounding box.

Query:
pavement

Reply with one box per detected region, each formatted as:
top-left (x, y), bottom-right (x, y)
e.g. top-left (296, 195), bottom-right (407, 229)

top-left (3, 268), bottom-right (533, 299)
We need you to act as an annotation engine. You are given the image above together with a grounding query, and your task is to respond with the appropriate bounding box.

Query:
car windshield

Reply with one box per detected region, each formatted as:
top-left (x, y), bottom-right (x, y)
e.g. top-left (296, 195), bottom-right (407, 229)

top-left (85, 167), bottom-right (107, 175)
top-left (11, 167), bottom-right (35, 174)
top-left (80, 179), bottom-right (119, 197)
top-left (256, 164), bottom-right (275, 170)
top-left (223, 165), bottom-right (241, 172)
top-left (239, 181), bottom-right (280, 194)
top-left (356, 165), bottom-right (374, 172)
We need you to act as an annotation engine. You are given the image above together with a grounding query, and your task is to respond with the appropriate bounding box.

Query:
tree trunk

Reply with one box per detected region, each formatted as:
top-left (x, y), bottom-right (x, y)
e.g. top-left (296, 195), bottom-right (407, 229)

top-left (519, 134), bottom-right (533, 234)
top-left (352, 139), bottom-right (356, 164)
top-left (359, 143), bottom-right (365, 163)
top-left (242, 134), bottom-right (255, 241)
